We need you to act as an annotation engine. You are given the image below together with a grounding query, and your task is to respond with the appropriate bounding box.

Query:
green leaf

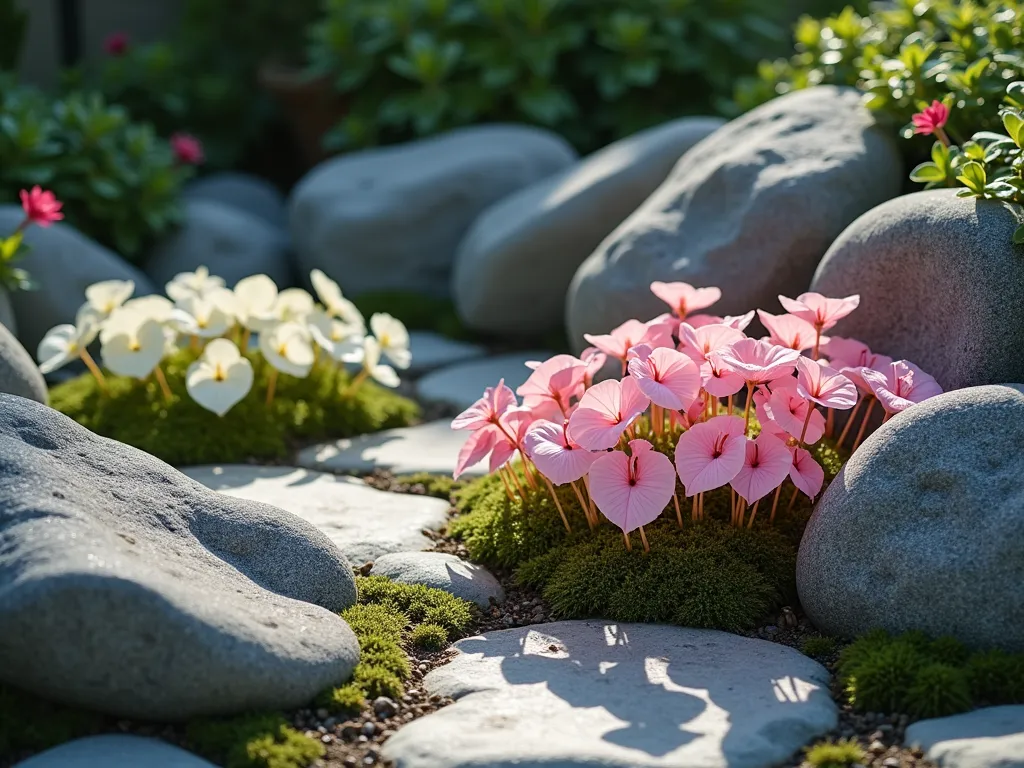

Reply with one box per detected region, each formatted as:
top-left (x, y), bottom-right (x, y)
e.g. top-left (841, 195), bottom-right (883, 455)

top-left (1002, 111), bottom-right (1024, 147)
top-left (956, 161), bottom-right (988, 194)
top-left (909, 162), bottom-right (946, 183)
top-left (1014, 223), bottom-right (1024, 245)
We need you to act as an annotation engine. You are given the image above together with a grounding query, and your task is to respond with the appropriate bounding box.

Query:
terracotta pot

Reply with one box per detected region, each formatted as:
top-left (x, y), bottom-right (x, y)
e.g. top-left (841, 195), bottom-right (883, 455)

top-left (258, 62), bottom-right (348, 169)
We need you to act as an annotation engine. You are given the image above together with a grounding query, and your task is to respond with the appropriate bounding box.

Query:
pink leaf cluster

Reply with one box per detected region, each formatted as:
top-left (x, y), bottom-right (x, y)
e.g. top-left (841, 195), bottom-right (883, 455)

top-left (451, 282), bottom-right (943, 544)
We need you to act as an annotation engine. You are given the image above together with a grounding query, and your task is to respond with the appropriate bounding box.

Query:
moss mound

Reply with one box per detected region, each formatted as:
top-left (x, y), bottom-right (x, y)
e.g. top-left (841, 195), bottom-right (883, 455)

top-left (805, 738), bottom-right (866, 768)
top-left (393, 472), bottom-right (461, 500)
top-left (185, 714), bottom-right (323, 768)
top-left (450, 435), bottom-right (845, 632)
top-left (49, 348), bottom-right (419, 465)
top-left (839, 630), bottom-right (1024, 717)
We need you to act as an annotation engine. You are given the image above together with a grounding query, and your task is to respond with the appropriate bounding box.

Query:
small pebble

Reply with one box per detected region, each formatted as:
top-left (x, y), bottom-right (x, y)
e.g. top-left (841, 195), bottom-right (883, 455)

top-left (869, 730), bottom-right (884, 741)
top-left (502, 616), bottom-right (514, 626)
top-left (363, 757), bottom-right (376, 766)
top-left (373, 696), bottom-right (398, 717)
top-left (320, 734), bottom-right (332, 744)
top-left (343, 758), bottom-right (357, 768)
top-left (316, 708), bottom-right (329, 720)
top-left (362, 721), bottom-right (377, 737)
top-left (882, 758), bottom-right (901, 768)
top-left (869, 740), bottom-right (886, 754)
top-left (358, 734), bottom-right (369, 744)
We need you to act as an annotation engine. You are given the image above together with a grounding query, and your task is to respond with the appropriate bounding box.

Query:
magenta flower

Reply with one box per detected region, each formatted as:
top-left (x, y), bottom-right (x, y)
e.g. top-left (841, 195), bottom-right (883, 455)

top-left (171, 132), bottom-right (205, 165)
top-left (104, 32), bottom-right (130, 56)
top-left (758, 380), bottom-right (825, 444)
top-left (678, 322), bottom-right (745, 365)
top-left (714, 338), bottom-right (801, 385)
top-left (589, 439), bottom-right (677, 534)
top-left (789, 447), bottom-right (825, 501)
top-left (778, 292), bottom-right (860, 333)
top-left (650, 281), bottom-right (721, 319)
top-left (730, 433), bottom-right (792, 505)
top-left (584, 318), bottom-right (673, 367)
top-left (567, 376), bottom-right (650, 451)
top-left (674, 415), bottom-right (747, 496)
top-left (912, 100), bottom-right (950, 136)
top-left (795, 357), bottom-right (858, 410)
top-left (700, 355), bottom-right (746, 398)
top-left (522, 420), bottom-right (599, 486)
top-left (627, 346), bottom-right (701, 410)
top-left (757, 310), bottom-right (821, 352)
top-left (861, 360), bottom-right (943, 415)
top-left (517, 354), bottom-right (588, 420)
top-left (19, 186), bottom-right (64, 228)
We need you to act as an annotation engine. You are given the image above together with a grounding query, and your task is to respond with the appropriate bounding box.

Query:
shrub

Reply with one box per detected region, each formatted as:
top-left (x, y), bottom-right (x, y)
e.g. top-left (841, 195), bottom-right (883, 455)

top-left (906, 663), bottom-right (973, 718)
top-left (966, 650), bottom-right (1024, 705)
top-left (802, 636), bottom-right (840, 659)
top-left (805, 738), bottom-right (867, 768)
top-left (410, 623), bottom-right (450, 651)
top-left (0, 77), bottom-right (190, 260)
top-left (185, 713), bottom-right (324, 768)
top-left (307, 0), bottom-right (816, 154)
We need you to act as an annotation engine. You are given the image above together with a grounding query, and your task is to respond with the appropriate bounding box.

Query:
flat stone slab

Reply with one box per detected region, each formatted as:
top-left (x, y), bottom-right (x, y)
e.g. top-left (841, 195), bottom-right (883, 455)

top-left (183, 465), bottom-right (450, 565)
top-left (14, 735), bottom-right (217, 767)
top-left (371, 551), bottom-right (504, 608)
top-left (905, 706), bottom-right (1024, 768)
top-left (383, 620), bottom-right (837, 768)
top-left (416, 351), bottom-right (555, 410)
top-left (408, 331), bottom-right (487, 376)
top-left (297, 421), bottom-right (486, 478)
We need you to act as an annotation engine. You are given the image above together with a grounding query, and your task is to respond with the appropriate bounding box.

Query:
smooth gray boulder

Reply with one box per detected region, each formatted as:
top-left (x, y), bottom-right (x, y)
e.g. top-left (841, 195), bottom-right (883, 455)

top-left (185, 171), bottom-right (288, 231)
top-left (0, 396), bottom-right (359, 721)
top-left (0, 206), bottom-right (155, 357)
top-left (14, 735), bottom-right (218, 768)
top-left (372, 552), bottom-right (504, 608)
top-left (183, 465), bottom-right (450, 565)
top-left (0, 320), bottom-right (47, 403)
top-left (811, 190), bottom-right (1024, 390)
top-left (453, 117), bottom-right (724, 335)
top-left (299, 421), bottom-right (487, 478)
top-left (383, 621), bottom-right (837, 768)
top-left (289, 124), bottom-right (577, 298)
top-left (797, 385), bottom-right (1024, 651)
top-left (416, 350), bottom-right (553, 410)
top-left (905, 706), bottom-right (1024, 768)
top-left (143, 199), bottom-right (292, 290)
top-left (407, 331), bottom-right (487, 376)
top-left (566, 86), bottom-right (902, 348)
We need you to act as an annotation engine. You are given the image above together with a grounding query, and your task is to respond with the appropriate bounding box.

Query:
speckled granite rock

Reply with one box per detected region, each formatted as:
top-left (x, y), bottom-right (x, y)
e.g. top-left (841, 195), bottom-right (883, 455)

top-left (384, 621), bottom-right (837, 768)
top-left (798, 385), bottom-right (1024, 650)
top-left (372, 552), bottom-right (504, 608)
top-left (566, 86), bottom-right (902, 348)
top-left (0, 397), bottom-right (359, 721)
top-left (811, 190), bottom-right (1024, 390)
top-left (905, 706), bottom-right (1024, 768)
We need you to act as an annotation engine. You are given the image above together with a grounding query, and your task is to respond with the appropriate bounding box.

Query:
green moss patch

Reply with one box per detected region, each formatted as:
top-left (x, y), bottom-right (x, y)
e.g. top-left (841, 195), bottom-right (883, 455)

top-left (839, 630), bottom-right (1024, 718)
top-left (801, 635), bottom-right (840, 659)
top-left (393, 473), bottom-right (461, 500)
top-left (49, 348), bottom-right (419, 465)
top-left (185, 714), bottom-right (324, 768)
top-left (805, 738), bottom-right (866, 768)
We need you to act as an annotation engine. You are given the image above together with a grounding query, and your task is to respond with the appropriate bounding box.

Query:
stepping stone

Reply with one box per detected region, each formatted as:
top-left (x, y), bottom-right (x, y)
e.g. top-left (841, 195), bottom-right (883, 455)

top-left (184, 465), bottom-right (450, 565)
top-left (905, 706), bottom-right (1024, 768)
top-left (408, 331), bottom-right (487, 376)
top-left (297, 421), bottom-right (486, 479)
top-left (416, 351), bottom-right (555, 410)
top-left (14, 735), bottom-right (217, 767)
top-left (383, 620), bottom-right (837, 768)
top-left (371, 551), bottom-right (504, 608)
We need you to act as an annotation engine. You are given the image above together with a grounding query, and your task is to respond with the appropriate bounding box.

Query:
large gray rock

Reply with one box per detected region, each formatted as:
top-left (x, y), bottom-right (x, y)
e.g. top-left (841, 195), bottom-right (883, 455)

top-left (371, 552), bottom-right (504, 608)
top-left (905, 706), bottom-right (1024, 768)
top-left (407, 331), bottom-right (487, 376)
top-left (566, 87), bottom-right (902, 348)
top-left (383, 621), bottom-right (837, 768)
top-left (0, 321), bottom-right (47, 403)
top-left (143, 199), bottom-right (292, 290)
top-left (289, 124), bottom-right (577, 298)
top-left (811, 190), bottom-right (1024, 390)
top-left (183, 465), bottom-right (450, 565)
top-left (0, 396), bottom-right (359, 721)
top-left (453, 118), bottom-right (724, 335)
top-left (0, 207), bottom-right (155, 357)
top-left (797, 385), bottom-right (1024, 651)
top-left (14, 735), bottom-right (218, 768)
top-left (185, 171), bottom-right (288, 231)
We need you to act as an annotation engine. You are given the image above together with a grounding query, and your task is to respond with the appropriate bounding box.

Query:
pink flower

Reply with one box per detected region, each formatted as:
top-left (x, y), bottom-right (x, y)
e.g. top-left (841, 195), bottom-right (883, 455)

top-left (451, 379), bottom-right (522, 479)
top-left (584, 318), bottom-right (673, 366)
top-left (589, 439), bottom-right (677, 533)
top-left (452, 379), bottom-right (517, 431)
top-left (171, 132), bottom-right (204, 165)
top-left (700, 355), bottom-right (746, 398)
top-left (674, 415), bottom-right (747, 496)
top-left (756, 310), bottom-right (821, 352)
top-left (454, 408), bottom-right (535, 479)
top-left (522, 420), bottom-right (599, 486)
top-left (579, 347), bottom-right (607, 386)
top-left (714, 338), bottom-right (801, 385)
top-left (913, 100), bottom-right (950, 136)
top-left (517, 354), bottom-right (588, 420)
top-left (820, 337), bottom-right (893, 394)
top-left (454, 428), bottom-right (500, 480)
top-left (795, 357), bottom-right (858, 410)
top-left (678, 322), bottom-right (745, 365)
top-left (789, 447), bottom-right (825, 501)
top-left (627, 346), bottom-right (701, 410)
top-left (730, 432), bottom-right (792, 504)
top-left (778, 292), bottom-right (860, 333)
top-left (650, 281), bottom-right (721, 318)
top-left (104, 32), bottom-right (130, 56)
top-left (567, 376), bottom-right (650, 451)
top-left (721, 311), bottom-right (756, 331)
top-left (19, 186), bottom-right (63, 227)
top-left (758, 380), bottom-right (826, 444)
top-left (861, 360), bottom-right (943, 415)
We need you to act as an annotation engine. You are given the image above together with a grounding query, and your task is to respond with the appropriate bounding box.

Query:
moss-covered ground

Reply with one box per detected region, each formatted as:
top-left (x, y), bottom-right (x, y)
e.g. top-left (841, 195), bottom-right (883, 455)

top-left (449, 427), bottom-right (844, 632)
top-left (0, 577), bottom-right (474, 768)
top-left (49, 348), bottom-right (419, 466)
